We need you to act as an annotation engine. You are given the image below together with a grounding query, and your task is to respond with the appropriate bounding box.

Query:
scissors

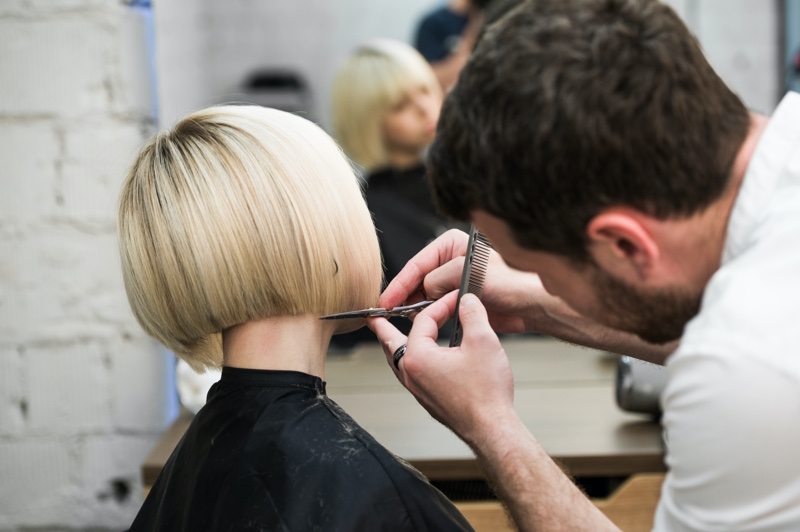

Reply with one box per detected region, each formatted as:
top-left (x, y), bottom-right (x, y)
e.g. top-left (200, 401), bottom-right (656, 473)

top-left (320, 300), bottom-right (434, 320)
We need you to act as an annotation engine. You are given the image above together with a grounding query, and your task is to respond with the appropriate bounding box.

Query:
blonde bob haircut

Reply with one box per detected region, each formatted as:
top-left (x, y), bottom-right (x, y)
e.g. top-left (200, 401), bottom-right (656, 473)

top-left (331, 39), bottom-right (441, 172)
top-left (118, 106), bottom-right (382, 371)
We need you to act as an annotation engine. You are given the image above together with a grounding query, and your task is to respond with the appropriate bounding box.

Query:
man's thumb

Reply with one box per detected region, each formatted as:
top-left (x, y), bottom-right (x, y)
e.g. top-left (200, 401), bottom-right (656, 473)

top-left (459, 294), bottom-right (489, 328)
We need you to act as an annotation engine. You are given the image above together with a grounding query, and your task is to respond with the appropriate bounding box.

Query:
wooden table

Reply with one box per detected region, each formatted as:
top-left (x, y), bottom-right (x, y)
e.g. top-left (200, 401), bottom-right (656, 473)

top-left (325, 337), bottom-right (665, 480)
top-left (142, 337), bottom-right (666, 531)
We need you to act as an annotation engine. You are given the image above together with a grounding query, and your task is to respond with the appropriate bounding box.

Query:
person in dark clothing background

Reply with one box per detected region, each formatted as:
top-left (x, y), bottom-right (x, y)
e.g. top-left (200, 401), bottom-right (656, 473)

top-left (118, 105), bottom-right (472, 531)
top-left (413, 0), bottom-right (524, 92)
top-left (331, 39), bottom-right (464, 345)
top-left (413, 0), bottom-right (484, 91)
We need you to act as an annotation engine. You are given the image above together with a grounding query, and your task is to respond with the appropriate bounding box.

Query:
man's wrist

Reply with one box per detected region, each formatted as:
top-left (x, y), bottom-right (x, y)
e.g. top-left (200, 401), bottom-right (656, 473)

top-left (462, 407), bottom-right (527, 456)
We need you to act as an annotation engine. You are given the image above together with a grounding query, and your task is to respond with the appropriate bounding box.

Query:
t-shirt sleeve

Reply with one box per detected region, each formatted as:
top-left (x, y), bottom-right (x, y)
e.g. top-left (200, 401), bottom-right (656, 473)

top-left (655, 351), bottom-right (800, 530)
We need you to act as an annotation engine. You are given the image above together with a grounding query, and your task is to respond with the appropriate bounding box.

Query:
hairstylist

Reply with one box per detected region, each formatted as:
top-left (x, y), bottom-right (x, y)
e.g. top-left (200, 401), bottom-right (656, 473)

top-left (369, 1), bottom-right (800, 530)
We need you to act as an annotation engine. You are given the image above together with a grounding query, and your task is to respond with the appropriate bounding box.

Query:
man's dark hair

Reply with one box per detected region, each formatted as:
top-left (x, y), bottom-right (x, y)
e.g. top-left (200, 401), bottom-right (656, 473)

top-left (428, 0), bottom-right (750, 261)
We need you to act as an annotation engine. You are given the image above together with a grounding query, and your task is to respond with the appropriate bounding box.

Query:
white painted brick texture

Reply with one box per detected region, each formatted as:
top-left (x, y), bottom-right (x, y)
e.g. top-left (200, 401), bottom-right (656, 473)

top-left (0, 347), bottom-right (25, 438)
top-left (0, 1), bottom-right (167, 529)
top-left (0, 17), bottom-right (112, 117)
top-left (0, 440), bottom-right (75, 529)
top-left (0, 121), bottom-right (61, 221)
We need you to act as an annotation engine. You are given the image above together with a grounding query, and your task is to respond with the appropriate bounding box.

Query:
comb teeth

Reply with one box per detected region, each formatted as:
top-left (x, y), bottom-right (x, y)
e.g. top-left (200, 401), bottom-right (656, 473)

top-left (466, 232), bottom-right (492, 298)
top-left (450, 227), bottom-right (494, 347)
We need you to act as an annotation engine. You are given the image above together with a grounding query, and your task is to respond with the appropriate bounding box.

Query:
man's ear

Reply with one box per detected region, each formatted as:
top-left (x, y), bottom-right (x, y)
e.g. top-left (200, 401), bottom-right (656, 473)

top-left (586, 210), bottom-right (660, 282)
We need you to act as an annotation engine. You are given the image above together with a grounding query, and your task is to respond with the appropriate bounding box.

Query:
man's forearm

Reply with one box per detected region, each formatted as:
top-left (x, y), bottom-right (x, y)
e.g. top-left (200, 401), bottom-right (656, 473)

top-left (543, 307), bottom-right (677, 365)
top-left (510, 276), bottom-right (677, 364)
top-left (502, 270), bottom-right (676, 364)
top-left (466, 412), bottom-right (619, 531)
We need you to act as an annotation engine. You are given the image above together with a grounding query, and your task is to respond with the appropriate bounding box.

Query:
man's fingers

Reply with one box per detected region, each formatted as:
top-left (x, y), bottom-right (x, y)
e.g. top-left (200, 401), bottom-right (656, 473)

top-left (408, 290), bottom-right (459, 344)
top-left (457, 294), bottom-right (498, 347)
top-left (379, 229), bottom-right (470, 308)
top-left (367, 317), bottom-right (408, 371)
top-left (423, 257), bottom-right (466, 300)
top-left (378, 261), bottom-right (428, 310)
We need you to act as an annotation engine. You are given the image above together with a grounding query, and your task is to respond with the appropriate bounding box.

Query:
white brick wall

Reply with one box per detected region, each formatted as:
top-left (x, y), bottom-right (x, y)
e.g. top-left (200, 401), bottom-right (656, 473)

top-left (0, 18), bottom-right (110, 116)
top-left (0, 440), bottom-right (74, 529)
top-left (0, 121), bottom-right (60, 220)
top-left (0, 348), bottom-right (25, 438)
top-left (0, 1), bottom-right (172, 529)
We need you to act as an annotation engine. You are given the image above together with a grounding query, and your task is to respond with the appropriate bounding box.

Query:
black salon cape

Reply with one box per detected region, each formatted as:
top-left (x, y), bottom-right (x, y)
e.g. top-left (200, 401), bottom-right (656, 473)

top-left (129, 367), bottom-right (473, 532)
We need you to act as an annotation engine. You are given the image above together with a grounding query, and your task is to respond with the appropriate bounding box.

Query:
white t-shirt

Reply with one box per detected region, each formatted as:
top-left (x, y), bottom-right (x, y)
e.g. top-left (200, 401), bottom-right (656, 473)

top-left (655, 92), bottom-right (800, 531)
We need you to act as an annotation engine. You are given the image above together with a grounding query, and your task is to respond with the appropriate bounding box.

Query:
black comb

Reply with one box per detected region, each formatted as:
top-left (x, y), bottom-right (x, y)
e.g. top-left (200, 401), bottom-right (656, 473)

top-left (449, 226), bottom-right (493, 347)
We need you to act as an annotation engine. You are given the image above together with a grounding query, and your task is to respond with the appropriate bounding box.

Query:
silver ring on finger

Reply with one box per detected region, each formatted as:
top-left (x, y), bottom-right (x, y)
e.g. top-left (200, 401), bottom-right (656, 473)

top-left (392, 344), bottom-right (407, 370)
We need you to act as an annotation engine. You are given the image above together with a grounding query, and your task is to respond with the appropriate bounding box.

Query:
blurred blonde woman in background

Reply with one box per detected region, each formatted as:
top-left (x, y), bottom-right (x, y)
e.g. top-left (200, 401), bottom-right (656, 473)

top-left (332, 40), bottom-right (463, 342)
top-left (119, 105), bottom-right (472, 531)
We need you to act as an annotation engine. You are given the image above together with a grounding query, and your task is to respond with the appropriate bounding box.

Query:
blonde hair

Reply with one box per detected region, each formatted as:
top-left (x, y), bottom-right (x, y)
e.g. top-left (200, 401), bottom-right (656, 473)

top-left (118, 106), bottom-right (382, 371)
top-left (331, 39), bottom-right (441, 172)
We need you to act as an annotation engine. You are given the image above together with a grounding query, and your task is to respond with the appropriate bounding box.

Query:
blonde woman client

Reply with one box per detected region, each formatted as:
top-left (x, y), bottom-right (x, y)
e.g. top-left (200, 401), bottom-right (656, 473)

top-left (119, 106), bottom-right (472, 531)
top-left (332, 40), bottom-right (462, 341)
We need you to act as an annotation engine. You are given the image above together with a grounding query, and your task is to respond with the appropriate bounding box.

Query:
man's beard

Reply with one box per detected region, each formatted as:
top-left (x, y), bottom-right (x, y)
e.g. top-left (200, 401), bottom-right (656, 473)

top-left (591, 267), bottom-right (702, 345)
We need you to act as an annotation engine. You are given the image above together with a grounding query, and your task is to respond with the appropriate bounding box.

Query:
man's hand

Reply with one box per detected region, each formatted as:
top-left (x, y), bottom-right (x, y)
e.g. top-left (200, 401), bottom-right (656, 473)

top-left (379, 229), bottom-right (562, 336)
top-left (369, 292), bottom-right (621, 531)
top-left (369, 292), bottom-right (514, 442)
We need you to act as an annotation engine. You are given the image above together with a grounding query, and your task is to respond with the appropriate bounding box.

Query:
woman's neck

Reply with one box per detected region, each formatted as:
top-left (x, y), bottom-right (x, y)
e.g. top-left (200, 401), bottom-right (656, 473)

top-left (222, 315), bottom-right (333, 378)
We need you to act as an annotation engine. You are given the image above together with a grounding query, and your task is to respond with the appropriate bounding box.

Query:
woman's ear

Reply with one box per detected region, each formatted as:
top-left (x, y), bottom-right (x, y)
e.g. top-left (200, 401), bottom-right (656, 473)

top-left (586, 209), bottom-right (660, 282)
